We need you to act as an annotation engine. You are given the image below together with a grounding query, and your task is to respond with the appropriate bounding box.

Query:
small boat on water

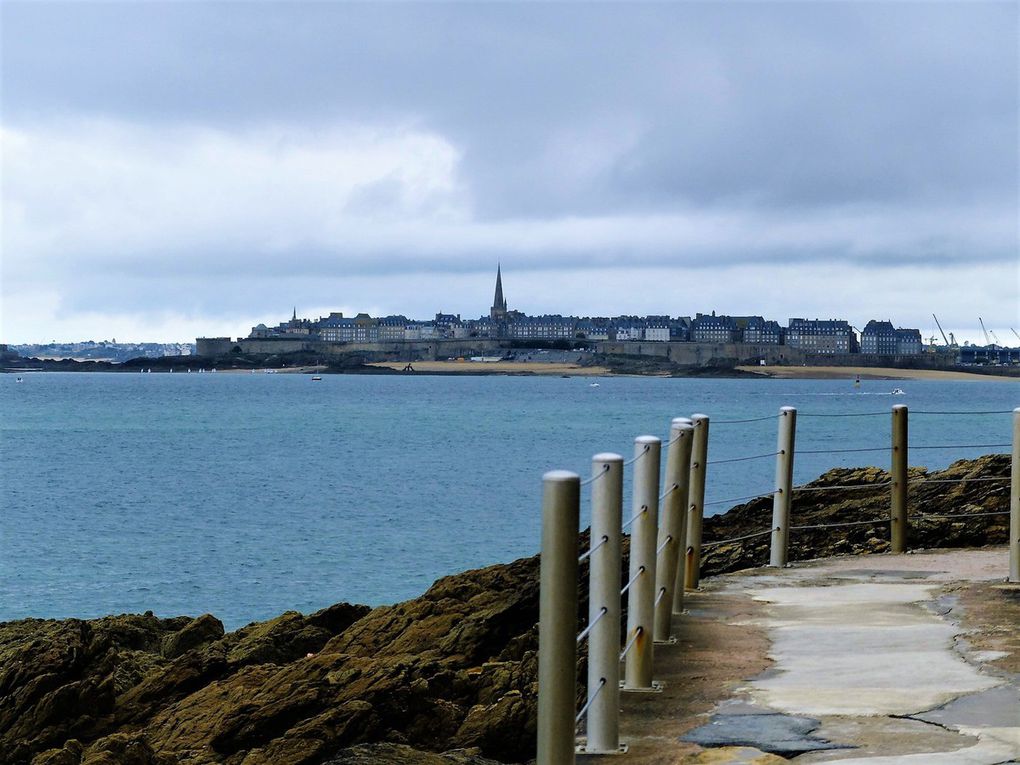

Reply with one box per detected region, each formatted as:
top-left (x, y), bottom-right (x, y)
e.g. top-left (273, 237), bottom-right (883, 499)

top-left (854, 374), bottom-right (861, 388)
top-left (15, 377), bottom-right (23, 383)
top-left (892, 387), bottom-right (905, 395)
top-left (589, 382), bottom-right (600, 388)
top-left (311, 376), bottom-right (323, 381)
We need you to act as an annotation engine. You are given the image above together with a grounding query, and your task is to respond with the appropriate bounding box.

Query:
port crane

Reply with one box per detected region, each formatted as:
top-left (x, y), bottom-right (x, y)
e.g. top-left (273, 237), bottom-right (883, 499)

top-left (931, 314), bottom-right (957, 347)
top-left (978, 317), bottom-right (996, 348)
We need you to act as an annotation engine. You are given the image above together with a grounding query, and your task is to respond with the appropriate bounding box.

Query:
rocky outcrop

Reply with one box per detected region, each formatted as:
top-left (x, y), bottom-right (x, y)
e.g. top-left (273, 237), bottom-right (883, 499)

top-left (3, 456), bottom-right (1009, 764)
top-left (700, 454), bottom-right (1011, 575)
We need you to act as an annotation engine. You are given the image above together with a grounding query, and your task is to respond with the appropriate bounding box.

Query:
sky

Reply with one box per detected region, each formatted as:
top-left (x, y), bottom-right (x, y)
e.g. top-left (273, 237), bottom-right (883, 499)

top-left (1, 1), bottom-right (1017, 345)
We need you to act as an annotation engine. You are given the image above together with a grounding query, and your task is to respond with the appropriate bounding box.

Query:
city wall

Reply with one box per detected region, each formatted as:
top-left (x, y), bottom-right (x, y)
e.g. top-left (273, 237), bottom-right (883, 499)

top-left (197, 336), bottom-right (960, 369)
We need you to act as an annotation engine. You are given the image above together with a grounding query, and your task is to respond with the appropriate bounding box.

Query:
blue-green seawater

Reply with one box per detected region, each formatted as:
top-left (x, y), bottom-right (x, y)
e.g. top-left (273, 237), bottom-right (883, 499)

top-left (1, 372), bottom-right (1016, 629)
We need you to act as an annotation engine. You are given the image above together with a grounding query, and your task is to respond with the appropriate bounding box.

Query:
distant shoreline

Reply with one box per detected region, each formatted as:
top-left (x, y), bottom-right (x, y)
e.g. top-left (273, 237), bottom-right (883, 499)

top-left (5, 356), bottom-right (1019, 382)
top-left (739, 364), bottom-right (1020, 382)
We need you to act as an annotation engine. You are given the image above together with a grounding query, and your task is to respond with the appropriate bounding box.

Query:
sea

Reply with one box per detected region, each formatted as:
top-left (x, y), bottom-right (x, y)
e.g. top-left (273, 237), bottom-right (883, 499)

top-left (1, 371), bottom-right (1017, 629)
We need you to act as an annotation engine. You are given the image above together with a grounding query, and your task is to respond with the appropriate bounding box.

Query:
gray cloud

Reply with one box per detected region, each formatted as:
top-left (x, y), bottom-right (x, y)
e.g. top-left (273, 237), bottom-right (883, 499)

top-left (1, 1), bottom-right (1017, 342)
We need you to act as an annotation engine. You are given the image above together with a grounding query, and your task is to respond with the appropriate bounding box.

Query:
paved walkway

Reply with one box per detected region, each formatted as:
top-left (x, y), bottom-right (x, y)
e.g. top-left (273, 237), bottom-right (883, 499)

top-left (587, 547), bottom-right (1019, 764)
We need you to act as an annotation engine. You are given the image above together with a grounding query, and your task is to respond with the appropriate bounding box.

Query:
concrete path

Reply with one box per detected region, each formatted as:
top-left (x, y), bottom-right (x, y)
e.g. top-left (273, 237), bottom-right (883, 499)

top-left (588, 547), bottom-right (1019, 764)
top-left (739, 550), bottom-right (1018, 763)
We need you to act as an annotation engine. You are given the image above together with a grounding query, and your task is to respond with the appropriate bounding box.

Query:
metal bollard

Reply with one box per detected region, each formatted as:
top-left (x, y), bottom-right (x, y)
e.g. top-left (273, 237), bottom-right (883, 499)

top-left (891, 404), bottom-right (909, 553)
top-left (584, 454), bottom-right (623, 753)
top-left (685, 414), bottom-right (710, 590)
top-left (537, 470), bottom-right (580, 765)
top-left (655, 418), bottom-right (693, 640)
top-left (770, 407), bottom-right (797, 567)
top-left (623, 435), bottom-right (661, 690)
top-left (1010, 408), bottom-right (1019, 582)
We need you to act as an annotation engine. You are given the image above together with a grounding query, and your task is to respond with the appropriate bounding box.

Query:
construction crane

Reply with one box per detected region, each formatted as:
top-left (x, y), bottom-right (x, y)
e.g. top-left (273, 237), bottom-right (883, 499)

top-left (989, 329), bottom-right (1001, 346)
top-left (931, 314), bottom-right (954, 347)
top-left (978, 317), bottom-right (994, 347)
top-left (1012, 328), bottom-right (1020, 344)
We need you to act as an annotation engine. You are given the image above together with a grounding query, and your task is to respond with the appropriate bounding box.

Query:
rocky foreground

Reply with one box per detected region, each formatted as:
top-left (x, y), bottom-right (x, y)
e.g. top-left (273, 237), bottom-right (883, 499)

top-left (1, 456), bottom-right (1010, 765)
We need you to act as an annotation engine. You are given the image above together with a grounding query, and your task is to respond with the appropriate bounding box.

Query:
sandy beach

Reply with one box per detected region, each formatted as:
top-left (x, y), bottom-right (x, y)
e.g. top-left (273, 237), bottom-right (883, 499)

top-left (738, 364), bottom-right (1019, 382)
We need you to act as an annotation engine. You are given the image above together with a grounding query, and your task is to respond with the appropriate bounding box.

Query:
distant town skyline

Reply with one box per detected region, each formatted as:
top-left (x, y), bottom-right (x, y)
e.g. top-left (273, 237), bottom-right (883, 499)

top-left (2, 3), bottom-right (1016, 345)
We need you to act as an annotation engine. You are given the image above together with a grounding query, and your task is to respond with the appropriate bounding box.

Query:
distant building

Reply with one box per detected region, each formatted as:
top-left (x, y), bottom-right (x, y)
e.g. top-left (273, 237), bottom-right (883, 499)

top-left (691, 313), bottom-right (739, 343)
top-left (508, 314), bottom-right (575, 340)
top-left (741, 316), bottom-right (783, 344)
top-left (861, 320), bottom-right (897, 355)
top-left (576, 317), bottom-right (613, 341)
top-left (861, 321), bottom-right (922, 355)
top-left (786, 318), bottom-right (854, 354)
top-left (895, 328), bottom-right (923, 355)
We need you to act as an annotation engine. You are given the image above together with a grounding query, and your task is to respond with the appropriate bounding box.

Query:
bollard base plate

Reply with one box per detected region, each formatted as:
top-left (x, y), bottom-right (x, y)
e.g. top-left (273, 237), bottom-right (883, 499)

top-left (575, 739), bottom-right (628, 756)
top-left (653, 636), bottom-right (678, 645)
top-left (621, 680), bottom-right (664, 693)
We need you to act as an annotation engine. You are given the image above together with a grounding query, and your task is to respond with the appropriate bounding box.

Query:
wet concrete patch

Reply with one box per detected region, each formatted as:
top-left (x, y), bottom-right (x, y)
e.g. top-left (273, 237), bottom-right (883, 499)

top-left (682, 712), bottom-right (850, 757)
top-left (911, 685), bottom-right (1017, 729)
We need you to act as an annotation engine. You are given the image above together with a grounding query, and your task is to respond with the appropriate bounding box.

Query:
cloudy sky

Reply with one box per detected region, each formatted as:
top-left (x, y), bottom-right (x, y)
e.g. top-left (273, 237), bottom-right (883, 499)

top-left (2, 2), bottom-right (1017, 344)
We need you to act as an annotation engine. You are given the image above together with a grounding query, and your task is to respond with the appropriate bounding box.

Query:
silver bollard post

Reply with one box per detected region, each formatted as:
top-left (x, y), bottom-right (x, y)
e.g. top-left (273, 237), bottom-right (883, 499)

top-left (1010, 408), bottom-right (1019, 582)
top-left (624, 435), bottom-right (661, 690)
top-left (891, 404), bottom-right (909, 554)
top-left (537, 470), bottom-right (580, 765)
top-left (584, 454), bottom-right (624, 753)
top-left (685, 414), bottom-right (710, 590)
top-left (655, 419), bottom-right (693, 640)
top-left (770, 407), bottom-right (797, 568)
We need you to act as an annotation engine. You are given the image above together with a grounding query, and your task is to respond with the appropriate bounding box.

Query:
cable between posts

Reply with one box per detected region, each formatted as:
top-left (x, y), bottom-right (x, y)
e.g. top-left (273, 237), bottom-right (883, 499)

top-left (798, 446), bottom-right (892, 454)
top-left (654, 586), bottom-right (667, 606)
top-left (701, 528), bottom-right (772, 548)
top-left (712, 414), bottom-right (780, 424)
top-left (622, 505), bottom-right (647, 530)
top-left (659, 483), bottom-right (679, 501)
top-left (705, 491), bottom-right (775, 510)
top-left (620, 566), bottom-right (645, 596)
top-left (580, 463), bottom-right (611, 487)
top-left (708, 450), bottom-right (782, 465)
top-left (623, 444), bottom-right (652, 467)
top-left (791, 517), bottom-right (890, 531)
top-left (619, 627), bottom-right (643, 661)
top-left (576, 607), bottom-right (608, 644)
top-left (579, 535), bottom-right (609, 562)
top-left (575, 678), bottom-right (607, 725)
top-left (793, 481), bottom-right (892, 492)
top-left (656, 535), bottom-right (672, 555)
top-left (799, 411), bottom-right (888, 418)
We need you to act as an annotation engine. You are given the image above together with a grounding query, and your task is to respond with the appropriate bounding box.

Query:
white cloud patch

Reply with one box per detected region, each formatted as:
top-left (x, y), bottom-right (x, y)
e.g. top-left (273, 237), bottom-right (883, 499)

top-left (2, 119), bottom-right (1016, 343)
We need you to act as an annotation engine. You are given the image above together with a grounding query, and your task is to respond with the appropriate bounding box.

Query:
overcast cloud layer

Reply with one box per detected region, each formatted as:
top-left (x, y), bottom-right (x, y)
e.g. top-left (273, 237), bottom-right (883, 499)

top-left (2, 2), bottom-right (1017, 343)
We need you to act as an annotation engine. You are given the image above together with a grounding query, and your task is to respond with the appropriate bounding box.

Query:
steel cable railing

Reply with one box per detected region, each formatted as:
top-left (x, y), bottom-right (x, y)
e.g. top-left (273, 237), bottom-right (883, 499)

top-left (708, 450), bottom-right (782, 465)
top-left (575, 678), bottom-right (607, 725)
top-left (704, 490), bottom-right (775, 507)
top-left (793, 481), bottom-right (892, 492)
top-left (576, 607), bottom-right (608, 644)
top-left (711, 413), bottom-right (779, 424)
top-left (798, 445), bottom-right (892, 454)
top-left (578, 535), bottom-right (608, 562)
top-left (701, 528), bottom-right (772, 548)
top-left (621, 505), bottom-right (647, 530)
top-left (540, 405), bottom-right (1018, 763)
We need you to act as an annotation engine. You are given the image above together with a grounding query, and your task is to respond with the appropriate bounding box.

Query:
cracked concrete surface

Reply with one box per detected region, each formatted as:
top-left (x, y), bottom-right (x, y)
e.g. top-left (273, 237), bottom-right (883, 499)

top-left (740, 549), bottom-right (1019, 764)
top-left (582, 547), bottom-right (1018, 764)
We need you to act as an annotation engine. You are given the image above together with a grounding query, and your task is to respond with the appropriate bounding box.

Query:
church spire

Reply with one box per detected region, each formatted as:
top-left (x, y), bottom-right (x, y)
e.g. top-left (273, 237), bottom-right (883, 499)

top-left (292, 306), bottom-right (297, 321)
top-left (493, 264), bottom-right (506, 312)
